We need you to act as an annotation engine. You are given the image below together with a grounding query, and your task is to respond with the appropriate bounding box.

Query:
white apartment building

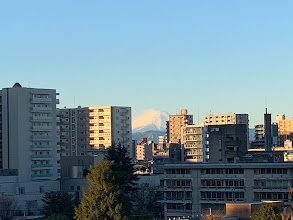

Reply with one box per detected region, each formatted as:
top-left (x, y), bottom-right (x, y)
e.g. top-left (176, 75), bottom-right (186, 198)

top-left (59, 106), bottom-right (132, 157)
top-left (181, 125), bottom-right (208, 163)
top-left (160, 163), bottom-right (293, 220)
top-left (204, 113), bottom-right (249, 126)
top-left (0, 83), bottom-right (60, 212)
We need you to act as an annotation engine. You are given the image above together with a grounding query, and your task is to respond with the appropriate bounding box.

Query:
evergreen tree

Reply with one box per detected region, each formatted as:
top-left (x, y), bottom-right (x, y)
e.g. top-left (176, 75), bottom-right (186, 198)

top-left (42, 191), bottom-right (75, 219)
top-left (105, 144), bottom-right (138, 192)
top-left (74, 160), bottom-right (128, 220)
top-left (251, 203), bottom-right (281, 220)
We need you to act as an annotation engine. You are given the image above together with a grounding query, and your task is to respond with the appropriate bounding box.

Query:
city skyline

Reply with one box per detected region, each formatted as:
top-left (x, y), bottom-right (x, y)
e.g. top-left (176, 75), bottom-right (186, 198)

top-left (1, 1), bottom-right (293, 126)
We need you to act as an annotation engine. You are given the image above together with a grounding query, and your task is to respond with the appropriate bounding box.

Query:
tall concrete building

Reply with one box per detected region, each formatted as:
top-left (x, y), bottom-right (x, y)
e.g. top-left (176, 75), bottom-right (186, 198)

top-left (59, 106), bottom-right (132, 156)
top-left (204, 113), bottom-right (248, 126)
top-left (264, 109), bottom-right (272, 151)
top-left (166, 109), bottom-right (193, 144)
top-left (0, 83), bottom-right (60, 212)
top-left (181, 124), bottom-right (208, 163)
top-left (208, 124), bottom-right (248, 163)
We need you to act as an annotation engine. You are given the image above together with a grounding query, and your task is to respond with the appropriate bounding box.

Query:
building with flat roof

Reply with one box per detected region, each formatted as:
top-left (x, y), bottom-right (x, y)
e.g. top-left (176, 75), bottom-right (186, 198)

top-left (166, 109), bottom-right (193, 144)
top-left (0, 83), bottom-right (60, 213)
top-left (204, 113), bottom-right (248, 126)
top-left (58, 106), bottom-right (132, 156)
top-left (181, 124), bottom-right (208, 163)
top-left (159, 162), bottom-right (293, 220)
top-left (208, 124), bottom-right (248, 163)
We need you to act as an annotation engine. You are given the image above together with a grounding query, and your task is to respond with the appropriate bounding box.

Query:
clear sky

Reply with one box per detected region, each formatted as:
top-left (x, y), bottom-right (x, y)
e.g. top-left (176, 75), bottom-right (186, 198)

top-left (1, 1), bottom-right (293, 127)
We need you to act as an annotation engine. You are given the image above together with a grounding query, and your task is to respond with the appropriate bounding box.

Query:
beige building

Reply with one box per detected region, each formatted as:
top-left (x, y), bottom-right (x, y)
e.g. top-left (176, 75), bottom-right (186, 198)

top-left (166, 109), bottom-right (193, 143)
top-left (276, 115), bottom-right (293, 135)
top-left (59, 106), bottom-right (132, 156)
top-left (181, 125), bottom-right (208, 163)
top-left (136, 143), bottom-right (153, 161)
top-left (204, 113), bottom-right (248, 126)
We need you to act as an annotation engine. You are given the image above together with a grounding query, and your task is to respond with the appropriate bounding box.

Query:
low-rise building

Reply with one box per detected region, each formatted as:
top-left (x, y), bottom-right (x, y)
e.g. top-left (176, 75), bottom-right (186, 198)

top-left (159, 162), bottom-right (293, 220)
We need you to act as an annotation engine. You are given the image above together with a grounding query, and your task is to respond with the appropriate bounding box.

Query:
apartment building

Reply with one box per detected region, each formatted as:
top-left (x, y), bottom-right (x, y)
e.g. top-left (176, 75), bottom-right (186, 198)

top-left (59, 106), bottom-right (132, 156)
top-left (159, 163), bottom-right (293, 220)
top-left (0, 83), bottom-right (60, 212)
top-left (204, 113), bottom-right (248, 126)
top-left (58, 107), bottom-right (89, 156)
top-left (208, 124), bottom-right (248, 163)
top-left (276, 114), bottom-right (293, 146)
top-left (181, 125), bottom-right (208, 163)
top-left (276, 114), bottom-right (293, 135)
top-left (166, 109), bottom-right (193, 144)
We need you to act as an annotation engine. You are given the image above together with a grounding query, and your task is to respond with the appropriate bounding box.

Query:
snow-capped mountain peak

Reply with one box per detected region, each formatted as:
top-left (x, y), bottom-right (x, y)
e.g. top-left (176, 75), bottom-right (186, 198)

top-left (132, 109), bottom-right (169, 133)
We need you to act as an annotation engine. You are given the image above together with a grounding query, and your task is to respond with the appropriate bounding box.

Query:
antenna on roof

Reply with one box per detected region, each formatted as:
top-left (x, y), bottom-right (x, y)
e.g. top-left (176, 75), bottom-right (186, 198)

top-left (265, 96), bottom-right (268, 113)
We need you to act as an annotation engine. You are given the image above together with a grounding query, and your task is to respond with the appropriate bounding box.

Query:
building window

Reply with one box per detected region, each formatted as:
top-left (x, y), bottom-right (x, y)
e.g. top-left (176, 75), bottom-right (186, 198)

top-left (19, 187), bottom-right (25, 194)
top-left (40, 186), bottom-right (44, 193)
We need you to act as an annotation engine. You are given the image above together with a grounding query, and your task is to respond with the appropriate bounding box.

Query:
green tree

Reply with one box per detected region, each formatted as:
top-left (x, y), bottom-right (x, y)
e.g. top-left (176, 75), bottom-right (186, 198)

top-left (105, 144), bottom-right (138, 192)
top-left (44, 213), bottom-right (69, 220)
top-left (74, 160), bottom-right (127, 220)
top-left (105, 144), bottom-right (138, 214)
top-left (251, 203), bottom-right (281, 220)
top-left (42, 191), bottom-right (75, 219)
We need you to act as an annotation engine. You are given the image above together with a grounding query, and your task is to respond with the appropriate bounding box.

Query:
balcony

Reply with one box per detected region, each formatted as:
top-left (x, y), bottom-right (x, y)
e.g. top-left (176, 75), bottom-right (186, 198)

top-left (31, 107), bottom-right (52, 112)
top-left (31, 126), bottom-right (52, 131)
top-left (31, 155), bottom-right (52, 160)
top-left (31, 135), bottom-right (52, 140)
top-left (31, 116), bottom-right (52, 122)
top-left (186, 137), bottom-right (202, 142)
top-left (31, 173), bottom-right (53, 180)
top-left (31, 145), bottom-right (52, 150)
top-left (31, 97), bottom-right (52, 103)
top-left (31, 164), bottom-right (53, 169)
top-left (186, 151), bottom-right (202, 156)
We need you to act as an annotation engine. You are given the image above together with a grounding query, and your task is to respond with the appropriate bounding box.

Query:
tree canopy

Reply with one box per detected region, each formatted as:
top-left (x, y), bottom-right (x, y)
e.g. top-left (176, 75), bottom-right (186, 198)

top-left (74, 160), bottom-right (127, 220)
top-left (251, 203), bottom-right (281, 220)
top-left (105, 144), bottom-right (138, 192)
top-left (42, 191), bottom-right (75, 219)
top-left (75, 144), bottom-right (137, 219)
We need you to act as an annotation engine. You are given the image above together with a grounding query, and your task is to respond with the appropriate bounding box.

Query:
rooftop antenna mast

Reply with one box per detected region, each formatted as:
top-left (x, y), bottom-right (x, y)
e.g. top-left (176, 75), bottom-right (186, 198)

top-left (265, 96), bottom-right (268, 113)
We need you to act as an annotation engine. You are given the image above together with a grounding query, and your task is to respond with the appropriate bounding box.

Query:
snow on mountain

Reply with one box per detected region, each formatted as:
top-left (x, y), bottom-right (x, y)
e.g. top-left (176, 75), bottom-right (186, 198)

top-left (132, 109), bottom-right (169, 133)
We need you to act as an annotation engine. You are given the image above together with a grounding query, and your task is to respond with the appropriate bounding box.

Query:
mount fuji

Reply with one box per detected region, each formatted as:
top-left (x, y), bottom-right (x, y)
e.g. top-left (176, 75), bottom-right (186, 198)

top-left (132, 109), bottom-right (169, 133)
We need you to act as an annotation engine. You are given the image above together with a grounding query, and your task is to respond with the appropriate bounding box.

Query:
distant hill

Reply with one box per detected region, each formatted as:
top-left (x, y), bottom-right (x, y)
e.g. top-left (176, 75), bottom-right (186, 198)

top-left (132, 130), bottom-right (166, 143)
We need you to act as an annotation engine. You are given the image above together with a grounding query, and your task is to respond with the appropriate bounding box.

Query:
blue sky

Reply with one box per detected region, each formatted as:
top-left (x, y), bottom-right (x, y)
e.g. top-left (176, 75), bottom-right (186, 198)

top-left (0, 1), bottom-right (293, 127)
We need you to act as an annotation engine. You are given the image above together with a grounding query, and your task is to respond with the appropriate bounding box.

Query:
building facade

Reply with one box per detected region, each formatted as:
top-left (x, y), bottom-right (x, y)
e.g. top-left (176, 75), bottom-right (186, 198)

top-left (160, 163), bottom-right (293, 220)
top-left (0, 83), bottom-right (60, 212)
top-left (204, 113), bottom-right (248, 126)
top-left (276, 114), bottom-right (293, 147)
top-left (166, 109), bottom-right (193, 144)
top-left (208, 124), bottom-right (248, 163)
top-left (181, 125), bottom-right (208, 163)
top-left (58, 106), bottom-right (132, 156)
